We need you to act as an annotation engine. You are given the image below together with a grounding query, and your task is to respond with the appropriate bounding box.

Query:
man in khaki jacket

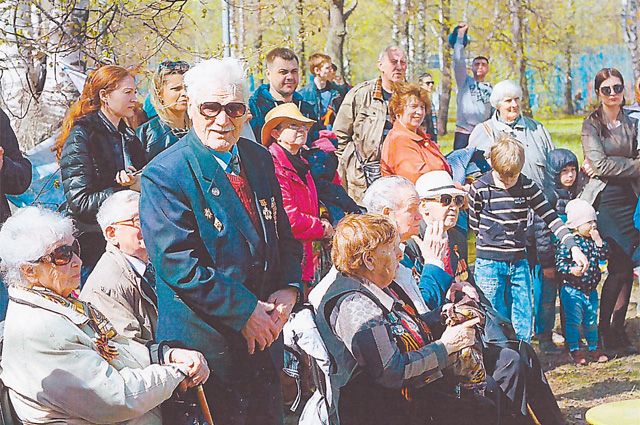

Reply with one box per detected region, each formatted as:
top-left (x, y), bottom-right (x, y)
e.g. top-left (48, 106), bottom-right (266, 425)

top-left (333, 46), bottom-right (407, 204)
top-left (81, 190), bottom-right (157, 344)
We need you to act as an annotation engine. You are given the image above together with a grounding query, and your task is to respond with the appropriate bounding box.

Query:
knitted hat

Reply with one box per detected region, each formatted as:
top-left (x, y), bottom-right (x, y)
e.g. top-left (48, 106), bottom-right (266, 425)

top-left (565, 199), bottom-right (597, 229)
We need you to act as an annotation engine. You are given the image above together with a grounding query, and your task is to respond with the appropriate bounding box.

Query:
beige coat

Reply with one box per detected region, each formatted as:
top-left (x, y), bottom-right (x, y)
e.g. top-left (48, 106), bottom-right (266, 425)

top-left (334, 78), bottom-right (388, 204)
top-left (0, 286), bottom-right (185, 424)
top-left (81, 243), bottom-right (158, 344)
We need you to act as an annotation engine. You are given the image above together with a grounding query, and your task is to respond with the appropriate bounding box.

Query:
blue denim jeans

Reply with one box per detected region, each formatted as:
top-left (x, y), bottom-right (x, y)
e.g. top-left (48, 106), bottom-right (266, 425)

top-left (560, 285), bottom-right (599, 352)
top-left (0, 278), bottom-right (8, 321)
top-left (474, 258), bottom-right (533, 342)
top-left (532, 264), bottom-right (559, 338)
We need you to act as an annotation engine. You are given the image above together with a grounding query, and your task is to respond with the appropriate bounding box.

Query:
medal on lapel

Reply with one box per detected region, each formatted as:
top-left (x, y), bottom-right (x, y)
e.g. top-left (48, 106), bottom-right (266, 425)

top-left (259, 199), bottom-right (273, 220)
top-left (204, 208), bottom-right (224, 231)
top-left (270, 197), bottom-right (277, 223)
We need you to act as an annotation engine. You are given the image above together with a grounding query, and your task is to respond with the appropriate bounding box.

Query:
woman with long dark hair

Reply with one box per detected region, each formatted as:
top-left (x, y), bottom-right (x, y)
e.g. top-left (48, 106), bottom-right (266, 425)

top-left (56, 65), bottom-right (147, 280)
top-left (581, 67), bottom-right (639, 354)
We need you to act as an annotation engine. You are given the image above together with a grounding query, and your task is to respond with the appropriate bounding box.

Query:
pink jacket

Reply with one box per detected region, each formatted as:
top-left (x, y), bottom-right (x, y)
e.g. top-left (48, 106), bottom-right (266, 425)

top-left (269, 143), bottom-right (323, 282)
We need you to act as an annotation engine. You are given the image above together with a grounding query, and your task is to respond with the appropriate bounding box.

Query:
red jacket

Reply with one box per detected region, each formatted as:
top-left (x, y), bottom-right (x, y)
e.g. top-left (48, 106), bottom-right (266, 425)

top-left (380, 120), bottom-right (451, 184)
top-left (269, 143), bottom-right (323, 282)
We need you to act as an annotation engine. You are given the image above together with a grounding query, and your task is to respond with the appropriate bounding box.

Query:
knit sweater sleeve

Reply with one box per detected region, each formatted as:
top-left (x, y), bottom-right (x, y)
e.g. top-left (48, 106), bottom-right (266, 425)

top-left (526, 180), bottom-right (576, 250)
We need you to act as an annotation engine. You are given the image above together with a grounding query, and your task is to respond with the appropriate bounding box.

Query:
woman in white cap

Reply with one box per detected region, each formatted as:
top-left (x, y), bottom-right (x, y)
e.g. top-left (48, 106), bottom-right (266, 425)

top-left (262, 103), bottom-right (334, 291)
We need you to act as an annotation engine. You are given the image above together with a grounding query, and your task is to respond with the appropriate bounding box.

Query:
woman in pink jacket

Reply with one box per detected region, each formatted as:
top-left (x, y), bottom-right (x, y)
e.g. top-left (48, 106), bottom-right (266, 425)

top-left (262, 103), bottom-right (334, 287)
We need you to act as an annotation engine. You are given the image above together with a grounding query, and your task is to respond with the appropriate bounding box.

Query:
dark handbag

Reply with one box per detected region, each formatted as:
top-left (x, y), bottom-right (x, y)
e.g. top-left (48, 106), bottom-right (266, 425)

top-left (352, 143), bottom-right (381, 187)
top-left (161, 391), bottom-right (207, 425)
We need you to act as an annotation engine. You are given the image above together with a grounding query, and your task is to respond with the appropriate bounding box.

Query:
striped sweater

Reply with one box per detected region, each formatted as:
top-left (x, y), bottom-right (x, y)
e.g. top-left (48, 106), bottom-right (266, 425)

top-left (469, 172), bottom-right (577, 261)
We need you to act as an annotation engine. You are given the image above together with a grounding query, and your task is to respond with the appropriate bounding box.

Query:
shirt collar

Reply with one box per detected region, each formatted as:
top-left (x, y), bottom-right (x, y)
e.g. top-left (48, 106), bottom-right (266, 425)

top-left (360, 277), bottom-right (395, 311)
top-left (122, 253), bottom-right (148, 277)
top-left (373, 77), bottom-right (384, 101)
top-left (208, 144), bottom-right (239, 172)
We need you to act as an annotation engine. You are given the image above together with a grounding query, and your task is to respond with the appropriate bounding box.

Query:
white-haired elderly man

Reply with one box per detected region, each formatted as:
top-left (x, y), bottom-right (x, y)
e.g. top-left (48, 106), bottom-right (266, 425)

top-left (333, 46), bottom-right (407, 205)
top-left (467, 80), bottom-right (562, 354)
top-left (80, 190), bottom-right (157, 344)
top-left (139, 57), bottom-right (302, 425)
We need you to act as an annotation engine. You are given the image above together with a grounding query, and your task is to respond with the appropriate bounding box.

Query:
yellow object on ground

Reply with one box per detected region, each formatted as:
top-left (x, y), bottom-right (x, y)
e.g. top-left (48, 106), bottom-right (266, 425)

top-left (585, 399), bottom-right (640, 425)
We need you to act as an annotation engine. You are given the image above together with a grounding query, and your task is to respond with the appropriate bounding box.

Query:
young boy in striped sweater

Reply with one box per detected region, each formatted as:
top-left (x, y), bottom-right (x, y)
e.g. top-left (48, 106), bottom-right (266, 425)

top-left (468, 135), bottom-right (588, 342)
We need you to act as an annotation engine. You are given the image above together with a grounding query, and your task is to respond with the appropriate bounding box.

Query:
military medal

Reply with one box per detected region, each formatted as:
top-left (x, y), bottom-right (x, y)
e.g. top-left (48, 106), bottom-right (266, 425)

top-left (213, 217), bottom-right (224, 232)
top-left (259, 199), bottom-right (272, 220)
top-left (204, 208), bottom-right (213, 220)
top-left (270, 197), bottom-right (277, 222)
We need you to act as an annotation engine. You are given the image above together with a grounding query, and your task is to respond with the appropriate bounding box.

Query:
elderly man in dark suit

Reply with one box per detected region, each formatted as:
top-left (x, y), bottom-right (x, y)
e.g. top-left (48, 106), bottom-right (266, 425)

top-left (0, 107), bottom-right (32, 319)
top-left (140, 57), bottom-right (302, 425)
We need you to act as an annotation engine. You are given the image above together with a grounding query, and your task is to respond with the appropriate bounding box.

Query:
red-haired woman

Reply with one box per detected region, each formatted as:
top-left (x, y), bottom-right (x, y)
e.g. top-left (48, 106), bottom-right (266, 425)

top-left (56, 65), bottom-right (147, 279)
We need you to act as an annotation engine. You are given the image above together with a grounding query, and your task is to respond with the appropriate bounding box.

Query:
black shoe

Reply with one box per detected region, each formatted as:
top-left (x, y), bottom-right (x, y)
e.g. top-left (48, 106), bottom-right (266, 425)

top-left (539, 338), bottom-right (564, 355)
top-left (613, 327), bottom-right (638, 355)
top-left (599, 328), bottom-right (619, 353)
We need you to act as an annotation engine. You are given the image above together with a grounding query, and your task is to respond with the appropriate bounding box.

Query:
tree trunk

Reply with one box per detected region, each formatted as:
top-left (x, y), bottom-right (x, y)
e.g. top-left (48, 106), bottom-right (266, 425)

top-left (326, 0), bottom-right (357, 77)
top-left (564, 0), bottom-right (576, 115)
top-left (0, 0), bottom-right (87, 150)
top-left (297, 0), bottom-right (307, 83)
top-left (252, 0), bottom-right (264, 84)
top-left (437, 0), bottom-right (452, 136)
top-left (509, 0), bottom-right (532, 117)
top-left (622, 0), bottom-right (640, 82)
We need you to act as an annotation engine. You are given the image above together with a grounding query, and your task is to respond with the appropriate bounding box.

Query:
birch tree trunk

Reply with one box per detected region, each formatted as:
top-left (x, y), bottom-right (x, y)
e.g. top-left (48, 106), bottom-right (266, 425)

top-left (326, 0), bottom-right (358, 77)
top-left (622, 0), bottom-right (640, 81)
top-left (437, 0), bottom-right (452, 135)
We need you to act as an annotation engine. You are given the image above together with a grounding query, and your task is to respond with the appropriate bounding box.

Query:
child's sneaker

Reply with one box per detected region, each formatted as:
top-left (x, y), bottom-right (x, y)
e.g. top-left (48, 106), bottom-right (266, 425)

top-left (570, 349), bottom-right (588, 366)
top-left (588, 349), bottom-right (609, 363)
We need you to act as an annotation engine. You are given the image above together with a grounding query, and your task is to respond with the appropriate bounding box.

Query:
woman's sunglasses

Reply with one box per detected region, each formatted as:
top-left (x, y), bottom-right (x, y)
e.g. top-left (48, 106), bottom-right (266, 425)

top-left (158, 60), bottom-right (190, 73)
top-left (599, 84), bottom-right (624, 96)
top-left (36, 239), bottom-right (81, 266)
top-left (424, 194), bottom-right (465, 208)
top-left (198, 102), bottom-right (247, 119)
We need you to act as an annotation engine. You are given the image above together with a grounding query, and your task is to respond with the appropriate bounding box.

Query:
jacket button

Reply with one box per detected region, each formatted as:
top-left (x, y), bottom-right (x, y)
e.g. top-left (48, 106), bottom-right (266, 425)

top-left (211, 187), bottom-right (220, 196)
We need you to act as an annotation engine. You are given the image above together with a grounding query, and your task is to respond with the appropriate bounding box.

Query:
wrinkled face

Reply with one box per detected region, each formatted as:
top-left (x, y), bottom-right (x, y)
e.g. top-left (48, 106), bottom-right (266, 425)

top-left (106, 203), bottom-right (147, 262)
top-left (497, 96), bottom-right (521, 123)
top-left (315, 62), bottom-right (333, 80)
top-left (160, 73), bottom-right (188, 113)
top-left (364, 234), bottom-right (403, 288)
top-left (576, 220), bottom-right (597, 238)
top-left (266, 57), bottom-right (300, 98)
top-left (472, 58), bottom-right (489, 80)
top-left (189, 87), bottom-right (247, 152)
top-left (560, 165), bottom-right (577, 188)
top-left (397, 95), bottom-right (426, 132)
top-left (598, 76), bottom-right (624, 108)
top-left (419, 196), bottom-right (460, 231)
top-left (101, 75), bottom-right (138, 119)
top-left (378, 49), bottom-right (407, 85)
top-left (26, 235), bottom-right (82, 298)
top-left (273, 120), bottom-right (309, 149)
top-left (386, 190), bottom-right (422, 242)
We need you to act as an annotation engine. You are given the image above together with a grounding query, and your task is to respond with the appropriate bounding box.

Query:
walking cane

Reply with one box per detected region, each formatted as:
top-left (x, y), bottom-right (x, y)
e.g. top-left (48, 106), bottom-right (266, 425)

top-left (196, 385), bottom-right (215, 425)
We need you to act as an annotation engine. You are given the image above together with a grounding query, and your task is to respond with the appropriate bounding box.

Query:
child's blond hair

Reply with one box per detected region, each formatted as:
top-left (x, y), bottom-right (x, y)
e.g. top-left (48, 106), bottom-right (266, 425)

top-left (490, 134), bottom-right (525, 178)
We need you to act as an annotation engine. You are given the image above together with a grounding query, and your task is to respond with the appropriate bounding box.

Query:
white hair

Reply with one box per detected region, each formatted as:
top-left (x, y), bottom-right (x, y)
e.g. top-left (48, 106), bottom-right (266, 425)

top-left (96, 190), bottom-right (140, 232)
top-left (183, 57), bottom-right (248, 104)
top-left (362, 176), bottom-right (417, 213)
top-left (0, 207), bottom-right (75, 287)
top-left (490, 80), bottom-right (523, 108)
top-left (378, 46), bottom-right (405, 62)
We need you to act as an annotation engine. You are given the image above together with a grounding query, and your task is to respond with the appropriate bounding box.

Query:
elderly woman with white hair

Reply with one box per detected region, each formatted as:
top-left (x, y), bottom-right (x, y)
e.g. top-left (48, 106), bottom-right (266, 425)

top-left (0, 206), bottom-right (209, 424)
top-left (139, 57), bottom-right (302, 424)
top-left (468, 80), bottom-right (561, 353)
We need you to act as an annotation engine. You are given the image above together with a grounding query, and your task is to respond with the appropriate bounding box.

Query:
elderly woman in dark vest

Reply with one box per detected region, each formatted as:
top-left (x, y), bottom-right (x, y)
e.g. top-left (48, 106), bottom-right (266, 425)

top-left (315, 213), bottom-right (499, 425)
top-left (581, 67), bottom-right (639, 355)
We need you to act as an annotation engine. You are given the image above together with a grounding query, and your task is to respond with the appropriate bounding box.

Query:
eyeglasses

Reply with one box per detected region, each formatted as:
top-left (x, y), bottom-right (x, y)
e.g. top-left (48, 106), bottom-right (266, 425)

top-left (278, 123), bottom-right (310, 132)
top-left (198, 102), bottom-right (247, 119)
top-left (424, 194), bottom-right (465, 208)
top-left (113, 216), bottom-right (141, 228)
top-left (423, 81), bottom-right (435, 86)
top-left (36, 239), bottom-right (81, 266)
top-left (158, 60), bottom-right (190, 73)
top-left (599, 84), bottom-right (624, 96)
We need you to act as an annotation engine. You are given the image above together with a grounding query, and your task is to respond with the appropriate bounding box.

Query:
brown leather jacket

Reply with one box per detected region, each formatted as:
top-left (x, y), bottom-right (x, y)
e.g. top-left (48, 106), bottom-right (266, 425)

top-left (334, 77), bottom-right (388, 204)
top-left (580, 108), bottom-right (640, 204)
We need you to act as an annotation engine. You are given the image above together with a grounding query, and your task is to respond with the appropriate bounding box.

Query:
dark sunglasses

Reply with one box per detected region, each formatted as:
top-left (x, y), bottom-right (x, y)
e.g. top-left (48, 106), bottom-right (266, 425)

top-left (599, 84), bottom-right (624, 96)
top-left (424, 194), bottom-right (465, 208)
top-left (199, 102), bottom-right (247, 119)
top-left (36, 239), bottom-right (81, 266)
top-left (158, 60), bottom-right (190, 73)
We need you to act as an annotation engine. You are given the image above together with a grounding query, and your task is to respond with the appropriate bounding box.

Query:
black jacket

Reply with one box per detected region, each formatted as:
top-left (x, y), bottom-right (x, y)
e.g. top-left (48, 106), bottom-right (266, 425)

top-left (136, 116), bottom-right (185, 162)
top-left (60, 111), bottom-right (146, 232)
top-left (0, 108), bottom-right (32, 224)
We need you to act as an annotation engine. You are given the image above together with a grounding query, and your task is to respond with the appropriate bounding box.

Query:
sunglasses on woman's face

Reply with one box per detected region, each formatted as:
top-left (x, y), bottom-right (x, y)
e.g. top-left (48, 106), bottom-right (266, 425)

top-left (36, 239), bottom-right (81, 266)
top-left (599, 84), bottom-right (624, 96)
top-left (424, 194), bottom-right (465, 208)
top-left (198, 102), bottom-right (247, 119)
top-left (158, 60), bottom-right (190, 73)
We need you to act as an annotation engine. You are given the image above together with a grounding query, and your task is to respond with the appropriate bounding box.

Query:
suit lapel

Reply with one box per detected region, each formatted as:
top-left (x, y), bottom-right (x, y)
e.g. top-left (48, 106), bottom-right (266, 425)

top-left (187, 133), bottom-right (261, 255)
